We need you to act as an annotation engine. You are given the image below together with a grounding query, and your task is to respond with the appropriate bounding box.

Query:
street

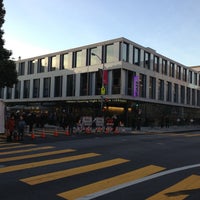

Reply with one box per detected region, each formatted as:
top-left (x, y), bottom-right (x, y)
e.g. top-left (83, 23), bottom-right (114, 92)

top-left (0, 131), bottom-right (200, 200)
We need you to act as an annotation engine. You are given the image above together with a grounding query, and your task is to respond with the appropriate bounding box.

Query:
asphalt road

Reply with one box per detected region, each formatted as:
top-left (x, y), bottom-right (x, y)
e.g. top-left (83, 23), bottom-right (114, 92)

top-left (0, 131), bottom-right (200, 200)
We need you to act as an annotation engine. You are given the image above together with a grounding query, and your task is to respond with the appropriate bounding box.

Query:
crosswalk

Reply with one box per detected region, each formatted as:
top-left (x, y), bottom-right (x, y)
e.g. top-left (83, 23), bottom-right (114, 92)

top-left (0, 140), bottom-right (199, 200)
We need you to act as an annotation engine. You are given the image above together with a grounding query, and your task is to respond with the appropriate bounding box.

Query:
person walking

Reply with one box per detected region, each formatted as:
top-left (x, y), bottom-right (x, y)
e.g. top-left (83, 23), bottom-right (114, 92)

top-left (17, 115), bottom-right (26, 141)
top-left (6, 114), bottom-right (15, 142)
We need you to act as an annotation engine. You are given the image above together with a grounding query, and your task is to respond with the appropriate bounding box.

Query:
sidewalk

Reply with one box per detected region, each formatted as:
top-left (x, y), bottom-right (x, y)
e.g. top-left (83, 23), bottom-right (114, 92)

top-left (130, 125), bottom-right (200, 134)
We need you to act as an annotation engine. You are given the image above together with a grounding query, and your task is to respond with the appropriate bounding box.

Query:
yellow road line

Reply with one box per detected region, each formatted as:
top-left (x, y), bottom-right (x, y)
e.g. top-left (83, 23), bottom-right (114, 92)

top-left (0, 144), bottom-right (36, 151)
top-left (147, 175), bottom-right (200, 200)
top-left (20, 158), bottom-right (129, 185)
top-left (57, 165), bottom-right (165, 200)
top-left (0, 153), bottom-right (100, 173)
top-left (0, 146), bottom-right (54, 156)
top-left (0, 149), bottom-right (75, 162)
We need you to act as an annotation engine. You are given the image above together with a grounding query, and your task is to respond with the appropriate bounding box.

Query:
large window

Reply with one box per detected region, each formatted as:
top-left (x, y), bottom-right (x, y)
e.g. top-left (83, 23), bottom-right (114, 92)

top-left (139, 73), bottom-right (146, 98)
top-left (121, 42), bottom-right (129, 62)
top-left (48, 56), bottom-right (57, 71)
top-left (149, 77), bottom-right (156, 99)
top-left (133, 47), bottom-right (140, 66)
top-left (181, 86), bottom-right (185, 104)
top-left (0, 88), bottom-right (4, 98)
top-left (186, 87), bottom-right (190, 104)
top-left (6, 87), bottom-right (12, 99)
top-left (192, 89), bottom-right (196, 105)
top-left (43, 77), bottom-right (51, 97)
top-left (174, 83), bottom-right (179, 103)
top-left (18, 62), bottom-right (25, 75)
top-left (38, 58), bottom-right (46, 73)
top-left (73, 50), bottom-right (85, 68)
top-left (112, 69), bottom-right (121, 94)
top-left (95, 71), bottom-right (102, 95)
top-left (144, 52), bottom-right (150, 69)
top-left (66, 75), bottom-right (75, 96)
top-left (158, 79), bottom-right (164, 101)
top-left (54, 76), bottom-right (63, 97)
top-left (14, 81), bottom-right (21, 99)
top-left (162, 59), bottom-right (168, 75)
top-left (80, 73), bottom-right (91, 96)
top-left (28, 60), bottom-right (35, 74)
top-left (176, 65), bottom-right (181, 80)
top-left (60, 53), bottom-right (70, 69)
top-left (183, 68), bottom-right (187, 82)
top-left (90, 48), bottom-right (101, 66)
top-left (23, 80), bottom-right (30, 98)
top-left (105, 44), bottom-right (117, 63)
top-left (169, 62), bottom-right (175, 77)
top-left (33, 79), bottom-right (40, 98)
top-left (166, 81), bottom-right (172, 102)
top-left (153, 56), bottom-right (159, 72)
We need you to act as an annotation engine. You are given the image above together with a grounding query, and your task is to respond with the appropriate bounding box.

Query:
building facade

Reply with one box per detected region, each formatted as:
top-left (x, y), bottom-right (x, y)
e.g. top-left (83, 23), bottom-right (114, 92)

top-left (1, 37), bottom-right (200, 126)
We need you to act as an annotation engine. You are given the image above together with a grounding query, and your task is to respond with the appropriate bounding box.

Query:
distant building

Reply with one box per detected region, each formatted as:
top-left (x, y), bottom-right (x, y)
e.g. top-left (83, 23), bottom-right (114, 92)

top-left (1, 37), bottom-right (200, 126)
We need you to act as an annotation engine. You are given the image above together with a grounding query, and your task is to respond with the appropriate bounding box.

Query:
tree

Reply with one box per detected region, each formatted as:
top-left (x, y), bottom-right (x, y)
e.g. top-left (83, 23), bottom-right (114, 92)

top-left (0, 0), bottom-right (17, 88)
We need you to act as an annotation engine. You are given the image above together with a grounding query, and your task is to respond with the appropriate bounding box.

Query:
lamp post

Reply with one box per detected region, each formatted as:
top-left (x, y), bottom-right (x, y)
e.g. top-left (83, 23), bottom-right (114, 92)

top-left (91, 52), bottom-right (105, 94)
top-left (91, 52), bottom-right (106, 112)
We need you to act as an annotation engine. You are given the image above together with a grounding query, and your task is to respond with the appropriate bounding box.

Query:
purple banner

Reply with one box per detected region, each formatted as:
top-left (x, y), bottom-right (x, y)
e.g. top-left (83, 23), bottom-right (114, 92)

top-left (133, 76), bottom-right (139, 97)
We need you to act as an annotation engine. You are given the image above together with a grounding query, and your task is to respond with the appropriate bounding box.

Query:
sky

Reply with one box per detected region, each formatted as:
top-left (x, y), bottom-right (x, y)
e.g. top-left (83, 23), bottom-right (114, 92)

top-left (2, 0), bottom-right (200, 66)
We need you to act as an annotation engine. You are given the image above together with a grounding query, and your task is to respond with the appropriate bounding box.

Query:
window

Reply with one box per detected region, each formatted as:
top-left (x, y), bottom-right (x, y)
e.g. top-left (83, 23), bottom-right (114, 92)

top-left (54, 76), bottom-right (63, 97)
top-left (90, 48), bottom-right (101, 65)
top-left (186, 87), bottom-right (190, 104)
top-left (60, 53), bottom-right (70, 69)
top-left (112, 69), bottom-right (121, 94)
top-left (95, 70), bottom-right (102, 95)
top-left (66, 74), bottom-right (75, 96)
top-left (28, 60), bottom-right (35, 74)
top-left (121, 42), bottom-right (129, 62)
top-left (18, 62), bottom-right (25, 75)
top-left (73, 50), bottom-right (84, 68)
top-left (166, 81), bottom-right (172, 102)
top-left (169, 62), bottom-right (175, 77)
top-left (153, 56), bottom-right (159, 72)
top-left (158, 79), bottom-right (164, 101)
top-left (139, 73), bottom-right (147, 98)
top-left (48, 56), bottom-right (57, 71)
top-left (162, 59), bottom-right (168, 75)
top-left (181, 86), bottom-right (185, 104)
top-left (183, 68), bottom-right (187, 82)
top-left (33, 79), bottom-right (40, 98)
top-left (197, 90), bottom-right (200, 106)
top-left (192, 89), bottom-right (196, 105)
top-left (144, 52), bottom-right (150, 69)
top-left (126, 70), bottom-right (136, 96)
top-left (176, 65), bottom-right (181, 80)
top-left (6, 87), bottom-right (12, 99)
top-left (80, 73), bottom-right (91, 96)
top-left (149, 77), bottom-right (156, 99)
top-left (174, 84), bottom-right (179, 103)
top-left (105, 44), bottom-right (117, 63)
top-left (194, 73), bottom-right (197, 85)
top-left (0, 88), bottom-right (4, 99)
top-left (189, 71), bottom-right (193, 84)
top-left (14, 81), bottom-right (21, 99)
top-left (43, 77), bottom-right (51, 97)
top-left (38, 58), bottom-right (46, 73)
top-left (133, 47), bottom-right (140, 66)
top-left (23, 80), bottom-right (30, 98)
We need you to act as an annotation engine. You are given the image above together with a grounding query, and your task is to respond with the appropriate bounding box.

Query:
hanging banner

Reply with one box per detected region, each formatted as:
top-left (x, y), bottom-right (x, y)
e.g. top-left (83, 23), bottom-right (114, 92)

top-left (133, 75), bottom-right (139, 97)
top-left (103, 70), bottom-right (108, 85)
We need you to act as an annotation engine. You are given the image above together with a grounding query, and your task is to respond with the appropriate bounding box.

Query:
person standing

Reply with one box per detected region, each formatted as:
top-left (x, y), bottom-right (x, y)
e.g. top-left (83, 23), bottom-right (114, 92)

top-left (6, 114), bottom-right (15, 142)
top-left (17, 115), bottom-right (26, 141)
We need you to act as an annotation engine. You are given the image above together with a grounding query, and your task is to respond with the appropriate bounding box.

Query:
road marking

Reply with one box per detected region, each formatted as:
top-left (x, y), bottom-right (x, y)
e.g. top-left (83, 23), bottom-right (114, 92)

top-left (57, 165), bottom-right (165, 200)
top-left (0, 144), bottom-right (36, 151)
top-left (0, 149), bottom-right (76, 162)
top-left (20, 158), bottom-right (129, 185)
top-left (59, 163), bottom-right (200, 200)
top-left (0, 146), bottom-right (54, 155)
top-left (0, 153), bottom-right (100, 173)
top-left (147, 175), bottom-right (200, 200)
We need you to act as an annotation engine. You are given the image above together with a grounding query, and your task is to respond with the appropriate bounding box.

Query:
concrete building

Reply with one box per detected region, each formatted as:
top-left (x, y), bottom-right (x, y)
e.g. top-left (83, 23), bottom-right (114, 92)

top-left (1, 37), bottom-right (200, 127)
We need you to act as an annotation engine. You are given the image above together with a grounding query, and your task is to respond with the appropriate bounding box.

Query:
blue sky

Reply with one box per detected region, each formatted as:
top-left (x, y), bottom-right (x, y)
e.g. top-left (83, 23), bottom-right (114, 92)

top-left (3, 0), bottom-right (200, 66)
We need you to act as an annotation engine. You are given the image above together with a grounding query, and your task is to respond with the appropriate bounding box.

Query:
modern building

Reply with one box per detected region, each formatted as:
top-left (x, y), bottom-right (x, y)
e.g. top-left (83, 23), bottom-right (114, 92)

top-left (1, 37), bottom-right (200, 127)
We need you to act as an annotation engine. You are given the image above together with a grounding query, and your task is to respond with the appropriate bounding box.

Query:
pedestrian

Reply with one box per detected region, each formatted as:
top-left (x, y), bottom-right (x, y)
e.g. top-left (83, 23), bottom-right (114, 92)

top-left (17, 115), bottom-right (26, 141)
top-left (5, 113), bottom-right (15, 142)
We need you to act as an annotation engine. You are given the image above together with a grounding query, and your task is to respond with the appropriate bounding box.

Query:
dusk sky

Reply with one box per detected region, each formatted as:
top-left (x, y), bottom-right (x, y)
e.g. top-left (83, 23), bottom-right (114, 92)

top-left (3, 0), bottom-right (200, 66)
